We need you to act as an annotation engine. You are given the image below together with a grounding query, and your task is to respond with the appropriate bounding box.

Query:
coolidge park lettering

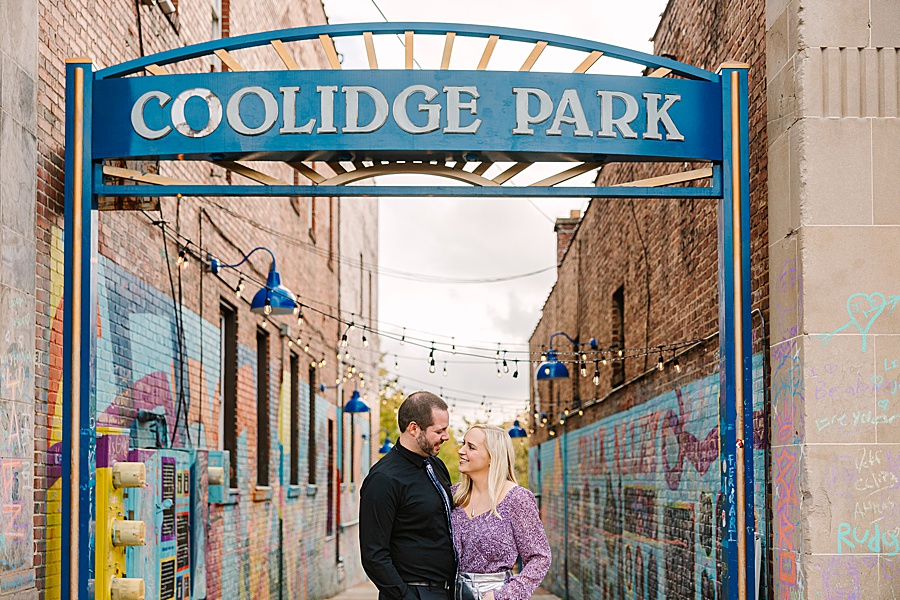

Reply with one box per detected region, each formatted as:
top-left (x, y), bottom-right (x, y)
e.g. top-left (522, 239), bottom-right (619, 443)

top-left (92, 71), bottom-right (724, 162)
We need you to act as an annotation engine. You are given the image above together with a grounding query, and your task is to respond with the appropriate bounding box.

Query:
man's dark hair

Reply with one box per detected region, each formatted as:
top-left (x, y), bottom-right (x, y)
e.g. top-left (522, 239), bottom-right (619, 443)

top-left (398, 391), bottom-right (448, 432)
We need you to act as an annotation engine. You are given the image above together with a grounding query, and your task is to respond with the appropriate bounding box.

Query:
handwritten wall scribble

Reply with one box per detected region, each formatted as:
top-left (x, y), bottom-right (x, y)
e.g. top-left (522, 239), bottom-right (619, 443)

top-left (822, 293), bottom-right (900, 352)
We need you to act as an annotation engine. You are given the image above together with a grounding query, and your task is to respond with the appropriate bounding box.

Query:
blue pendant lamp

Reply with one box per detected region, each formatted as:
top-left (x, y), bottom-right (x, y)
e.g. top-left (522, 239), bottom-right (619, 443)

top-left (508, 420), bottom-right (527, 438)
top-left (209, 247), bottom-right (297, 316)
top-left (536, 348), bottom-right (569, 380)
top-left (343, 389), bottom-right (370, 413)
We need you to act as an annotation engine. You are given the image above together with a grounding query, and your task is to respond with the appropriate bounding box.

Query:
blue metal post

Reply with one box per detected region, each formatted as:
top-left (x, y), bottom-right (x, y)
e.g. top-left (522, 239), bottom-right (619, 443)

top-left (62, 58), bottom-right (97, 600)
top-left (717, 62), bottom-right (755, 600)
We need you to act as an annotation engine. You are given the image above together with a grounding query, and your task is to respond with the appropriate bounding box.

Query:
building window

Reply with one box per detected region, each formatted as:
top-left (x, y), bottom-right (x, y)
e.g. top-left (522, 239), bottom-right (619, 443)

top-left (611, 285), bottom-right (625, 388)
top-left (289, 352), bottom-right (300, 486)
top-left (257, 327), bottom-right (270, 487)
top-left (308, 365), bottom-right (317, 485)
top-left (326, 419), bottom-right (335, 536)
top-left (220, 302), bottom-right (238, 485)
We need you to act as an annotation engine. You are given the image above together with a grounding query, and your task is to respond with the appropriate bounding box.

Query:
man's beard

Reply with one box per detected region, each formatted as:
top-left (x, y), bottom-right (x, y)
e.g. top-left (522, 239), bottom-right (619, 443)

top-left (416, 431), bottom-right (438, 456)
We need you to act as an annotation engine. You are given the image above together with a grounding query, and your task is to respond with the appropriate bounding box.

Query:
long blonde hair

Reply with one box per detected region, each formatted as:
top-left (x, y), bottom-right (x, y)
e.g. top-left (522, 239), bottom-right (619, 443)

top-left (453, 424), bottom-right (517, 518)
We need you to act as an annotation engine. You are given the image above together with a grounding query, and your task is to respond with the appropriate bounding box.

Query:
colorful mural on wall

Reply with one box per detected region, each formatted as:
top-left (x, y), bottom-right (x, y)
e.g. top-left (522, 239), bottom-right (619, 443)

top-left (530, 356), bottom-right (769, 599)
top-left (45, 226), bottom-right (359, 599)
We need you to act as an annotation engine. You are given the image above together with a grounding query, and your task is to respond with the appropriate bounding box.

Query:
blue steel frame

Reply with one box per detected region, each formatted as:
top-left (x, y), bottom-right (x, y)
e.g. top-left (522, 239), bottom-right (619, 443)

top-left (62, 23), bottom-right (754, 600)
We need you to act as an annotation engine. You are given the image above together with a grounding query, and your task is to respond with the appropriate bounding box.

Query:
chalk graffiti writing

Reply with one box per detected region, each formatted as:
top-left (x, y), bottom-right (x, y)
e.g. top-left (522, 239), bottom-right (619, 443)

top-left (837, 522), bottom-right (900, 555)
top-left (822, 293), bottom-right (900, 353)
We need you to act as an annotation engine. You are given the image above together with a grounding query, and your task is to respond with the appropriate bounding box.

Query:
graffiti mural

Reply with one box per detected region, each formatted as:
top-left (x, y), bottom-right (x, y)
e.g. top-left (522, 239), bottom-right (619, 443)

top-left (531, 357), bottom-right (768, 599)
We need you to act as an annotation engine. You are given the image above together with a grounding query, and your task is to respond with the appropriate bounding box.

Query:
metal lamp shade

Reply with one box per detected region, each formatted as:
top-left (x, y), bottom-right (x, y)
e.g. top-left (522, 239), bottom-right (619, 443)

top-left (508, 420), bottom-right (527, 438)
top-left (343, 390), bottom-right (370, 413)
top-left (378, 438), bottom-right (394, 454)
top-left (536, 349), bottom-right (570, 380)
top-left (250, 268), bottom-right (297, 315)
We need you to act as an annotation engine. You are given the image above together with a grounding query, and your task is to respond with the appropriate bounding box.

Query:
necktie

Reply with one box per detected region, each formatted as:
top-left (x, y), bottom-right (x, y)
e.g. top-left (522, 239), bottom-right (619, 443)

top-left (425, 459), bottom-right (454, 536)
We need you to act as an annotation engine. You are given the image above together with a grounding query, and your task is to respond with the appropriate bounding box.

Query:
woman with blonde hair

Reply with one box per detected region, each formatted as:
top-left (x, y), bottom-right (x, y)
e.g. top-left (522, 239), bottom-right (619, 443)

top-left (451, 424), bottom-right (550, 600)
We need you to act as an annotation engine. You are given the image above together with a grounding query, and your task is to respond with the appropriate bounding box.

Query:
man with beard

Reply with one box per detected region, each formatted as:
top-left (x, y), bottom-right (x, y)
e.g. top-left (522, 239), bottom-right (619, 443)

top-left (360, 391), bottom-right (455, 600)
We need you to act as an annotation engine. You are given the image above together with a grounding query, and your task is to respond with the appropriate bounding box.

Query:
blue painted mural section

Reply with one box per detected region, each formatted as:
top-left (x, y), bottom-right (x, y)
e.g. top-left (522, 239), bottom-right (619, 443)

top-left (530, 355), bottom-right (768, 599)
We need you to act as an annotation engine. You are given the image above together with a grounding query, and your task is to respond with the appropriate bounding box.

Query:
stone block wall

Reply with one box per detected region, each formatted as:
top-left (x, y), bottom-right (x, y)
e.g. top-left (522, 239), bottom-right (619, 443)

top-left (0, 0), bottom-right (38, 597)
top-left (767, 0), bottom-right (900, 597)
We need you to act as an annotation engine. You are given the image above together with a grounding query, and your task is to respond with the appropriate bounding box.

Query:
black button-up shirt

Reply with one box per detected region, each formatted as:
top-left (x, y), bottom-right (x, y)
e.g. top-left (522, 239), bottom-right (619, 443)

top-left (359, 443), bottom-right (456, 600)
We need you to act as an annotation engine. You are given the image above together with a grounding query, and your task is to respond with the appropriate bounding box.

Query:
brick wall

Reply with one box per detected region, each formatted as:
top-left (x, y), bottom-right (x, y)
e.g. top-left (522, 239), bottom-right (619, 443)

top-left (33, 1), bottom-right (379, 599)
top-left (528, 0), bottom-right (770, 597)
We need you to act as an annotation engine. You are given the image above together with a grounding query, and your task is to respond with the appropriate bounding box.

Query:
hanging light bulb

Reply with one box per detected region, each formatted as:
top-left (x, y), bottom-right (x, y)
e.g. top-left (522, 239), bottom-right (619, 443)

top-left (304, 342), bottom-right (310, 353)
top-left (578, 409), bottom-right (584, 416)
top-left (674, 354), bottom-right (682, 373)
top-left (503, 359), bottom-right (509, 373)
top-left (496, 344), bottom-right (501, 360)
top-left (177, 248), bottom-right (188, 267)
top-left (394, 357), bottom-right (399, 371)
top-left (601, 352), bottom-right (608, 366)
top-left (513, 360), bottom-right (519, 379)
top-left (287, 339), bottom-right (293, 347)
top-left (429, 360), bottom-right (436, 374)
top-left (400, 328), bottom-right (406, 345)
top-left (452, 337), bottom-right (456, 355)
top-left (260, 319), bottom-right (268, 329)
top-left (581, 352), bottom-right (588, 362)
top-left (348, 321), bottom-right (355, 331)
top-left (540, 346), bottom-right (547, 363)
top-left (593, 361), bottom-right (600, 386)
top-left (618, 348), bottom-right (624, 358)
top-left (235, 278), bottom-right (245, 299)
top-left (263, 297), bottom-right (272, 316)
top-left (341, 333), bottom-right (348, 348)
top-left (335, 378), bottom-right (341, 385)
top-left (297, 307), bottom-right (304, 327)
top-left (296, 336), bottom-right (302, 347)
top-left (293, 304), bottom-right (300, 317)
top-left (580, 362), bottom-right (588, 377)
top-left (362, 334), bottom-right (369, 347)
top-left (319, 358), bottom-right (326, 367)
top-left (497, 367), bottom-right (502, 378)
top-left (657, 352), bottom-right (665, 371)
top-left (442, 362), bottom-right (448, 377)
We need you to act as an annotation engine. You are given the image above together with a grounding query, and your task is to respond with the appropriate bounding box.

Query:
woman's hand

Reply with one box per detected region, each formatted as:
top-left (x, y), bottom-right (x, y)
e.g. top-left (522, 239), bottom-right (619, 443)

top-left (483, 592), bottom-right (495, 600)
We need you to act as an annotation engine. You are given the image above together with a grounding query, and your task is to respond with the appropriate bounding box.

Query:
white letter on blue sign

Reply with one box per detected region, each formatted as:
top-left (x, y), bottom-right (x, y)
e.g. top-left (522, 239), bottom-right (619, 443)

top-left (596, 91), bottom-right (638, 139)
top-left (317, 86), bottom-right (338, 133)
top-left (342, 86), bottom-right (389, 133)
top-left (512, 88), bottom-right (552, 135)
top-left (171, 88), bottom-right (222, 138)
top-left (226, 86), bottom-right (278, 136)
top-left (393, 85), bottom-right (441, 134)
top-left (279, 86), bottom-right (315, 134)
top-left (547, 89), bottom-right (593, 137)
top-left (132, 90), bottom-right (172, 140)
top-left (642, 93), bottom-right (684, 141)
top-left (443, 86), bottom-right (481, 134)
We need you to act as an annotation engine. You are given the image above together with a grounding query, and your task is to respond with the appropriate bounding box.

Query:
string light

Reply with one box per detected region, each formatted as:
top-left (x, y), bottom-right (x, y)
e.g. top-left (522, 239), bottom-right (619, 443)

top-left (264, 298), bottom-right (272, 316)
top-left (580, 361), bottom-right (588, 377)
top-left (362, 334), bottom-right (369, 347)
top-left (400, 328), bottom-right (406, 345)
top-left (502, 351), bottom-right (509, 373)
top-left (657, 350), bottom-right (665, 371)
top-left (296, 306), bottom-right (304, 326)
top-left (234, 278), bottom-right (244, 298)
top-left (287, 339), bottom-right (293, 347)
top-left (593, 360), bottom-right (600, 386)
top-left (319, 358), bottom-right (326, 367)
top-left (341, 333), bottom-right (348, 348)
top-left (674, 354), bottom-right (682, 373)
top-left (600, 351), bottom-right (608, 366)
top-left (452, 337), bottom-right (456, 355)
top-left (540, 346), bottom-right (547, 363)
top-left (394, 357), bottom-right (399, 371)
top-left (176, 248), bottom-right (188, 267)
top-left (260, 319), bottom-right (268, 329)
top-left (443, 362), bottom-right (448, 377)
top-left (513, 360), bottom-right (519, 379)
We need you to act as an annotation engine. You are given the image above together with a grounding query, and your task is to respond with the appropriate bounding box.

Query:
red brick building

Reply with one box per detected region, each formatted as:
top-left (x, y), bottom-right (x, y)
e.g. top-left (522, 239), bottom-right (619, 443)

top-left (23, 1), bottom-right (380, 598)
top-left (528, 0), bottom-right (770, 597)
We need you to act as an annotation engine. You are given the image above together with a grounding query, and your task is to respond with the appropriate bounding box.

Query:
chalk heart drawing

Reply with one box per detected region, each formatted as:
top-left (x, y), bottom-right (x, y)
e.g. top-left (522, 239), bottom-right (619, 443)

top-left (847, 293), bottom-right (886, 337)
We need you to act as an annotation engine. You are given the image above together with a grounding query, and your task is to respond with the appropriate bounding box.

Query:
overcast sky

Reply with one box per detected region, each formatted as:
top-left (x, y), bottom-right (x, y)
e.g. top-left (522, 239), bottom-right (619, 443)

top-left (321, 0), bottom-right (669, 429)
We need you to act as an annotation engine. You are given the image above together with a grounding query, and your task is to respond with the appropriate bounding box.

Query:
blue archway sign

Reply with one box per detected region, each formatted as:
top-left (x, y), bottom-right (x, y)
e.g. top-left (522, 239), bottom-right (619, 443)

top-left (62, 22), bottom-right (754, 600)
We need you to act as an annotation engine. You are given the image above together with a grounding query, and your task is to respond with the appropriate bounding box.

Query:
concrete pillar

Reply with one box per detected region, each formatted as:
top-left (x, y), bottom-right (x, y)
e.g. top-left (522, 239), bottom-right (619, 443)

top-left (0, 0), bottom-right (37, 597)
top-left (767, 1), bottom-right (900, 597)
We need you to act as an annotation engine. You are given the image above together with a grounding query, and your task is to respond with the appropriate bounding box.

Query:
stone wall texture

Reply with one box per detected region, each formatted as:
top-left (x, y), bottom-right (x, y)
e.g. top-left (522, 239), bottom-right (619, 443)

top-left (27, 0), bottom-right (380, 599)
top-left (0, 1), bottom-right (38, 598)
top-left (767, 0), bottom-right (900, 598)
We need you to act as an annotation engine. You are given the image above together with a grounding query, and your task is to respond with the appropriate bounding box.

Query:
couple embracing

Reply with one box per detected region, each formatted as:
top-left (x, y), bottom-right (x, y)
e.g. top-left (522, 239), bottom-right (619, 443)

top-left (359, 391), bottom-right (551, 600)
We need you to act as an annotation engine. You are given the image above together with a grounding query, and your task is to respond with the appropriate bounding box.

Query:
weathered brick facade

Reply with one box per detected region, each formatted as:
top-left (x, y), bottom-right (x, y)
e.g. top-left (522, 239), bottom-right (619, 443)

top-left (25, 1), bottom-right (380, 599)
top-left (528, 0), bottom-right (770, 597)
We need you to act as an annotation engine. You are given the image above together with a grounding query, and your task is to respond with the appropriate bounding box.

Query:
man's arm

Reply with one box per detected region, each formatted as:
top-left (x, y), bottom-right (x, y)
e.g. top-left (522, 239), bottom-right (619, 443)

top-left (359, 471), bottom-right (414, 600)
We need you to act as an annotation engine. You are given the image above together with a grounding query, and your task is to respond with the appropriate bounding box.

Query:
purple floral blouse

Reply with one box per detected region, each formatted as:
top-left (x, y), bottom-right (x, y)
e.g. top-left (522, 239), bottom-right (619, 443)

top-left (451, 484), bottom-right (551, 600)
